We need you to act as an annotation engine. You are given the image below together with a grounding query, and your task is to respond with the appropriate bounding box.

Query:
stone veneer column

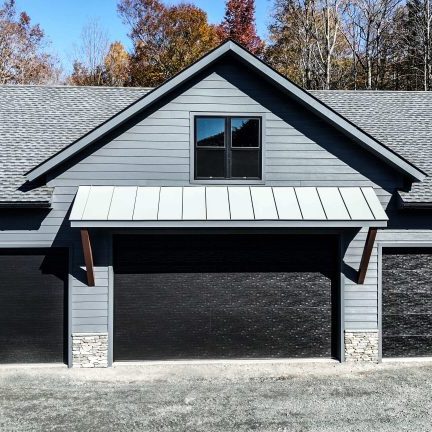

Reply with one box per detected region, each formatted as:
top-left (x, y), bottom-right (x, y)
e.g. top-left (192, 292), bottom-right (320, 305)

top-left (72, 333), bottom-right (109, 368)
top-left (345, 330), bottom-right (379, 362)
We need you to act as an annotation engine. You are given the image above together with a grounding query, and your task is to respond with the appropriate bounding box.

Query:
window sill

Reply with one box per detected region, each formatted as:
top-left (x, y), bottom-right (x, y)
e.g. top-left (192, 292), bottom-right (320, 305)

top-left (190, 179), bottom-right (265, 185)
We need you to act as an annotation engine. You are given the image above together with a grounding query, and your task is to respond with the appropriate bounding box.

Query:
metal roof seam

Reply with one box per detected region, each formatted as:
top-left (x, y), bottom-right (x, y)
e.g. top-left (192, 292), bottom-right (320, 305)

top-left (293, 187), bottom-right (304, 220)
top-left (360, 187), bottom-right (377, 221)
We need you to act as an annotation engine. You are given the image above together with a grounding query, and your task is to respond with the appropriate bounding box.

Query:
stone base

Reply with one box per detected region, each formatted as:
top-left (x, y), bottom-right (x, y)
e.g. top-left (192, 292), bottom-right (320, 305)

top-left (72, 333), bottom-right (108, 368)
top-left (345, 330), bottom-right (379, 362)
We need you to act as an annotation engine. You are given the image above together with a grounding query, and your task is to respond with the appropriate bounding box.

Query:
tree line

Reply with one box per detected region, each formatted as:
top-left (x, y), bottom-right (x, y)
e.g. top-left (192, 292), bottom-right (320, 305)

top-left (1, 0), bottom-right (432, 90)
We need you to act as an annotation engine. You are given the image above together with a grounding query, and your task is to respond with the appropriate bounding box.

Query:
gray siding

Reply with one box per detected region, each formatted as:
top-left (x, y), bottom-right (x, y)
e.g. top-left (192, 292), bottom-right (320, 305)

top-left (0, 187), bottom-right (74, 246)
top-left (343, 229), bottom-right (380, 330)
top-left (0, 59), bottom-right (410, 337)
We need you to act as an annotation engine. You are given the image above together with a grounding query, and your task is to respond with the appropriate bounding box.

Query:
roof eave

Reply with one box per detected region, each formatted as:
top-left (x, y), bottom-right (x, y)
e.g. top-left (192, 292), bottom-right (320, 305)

top-left (400, 200), bottom-right (432, 209)
top-left (71, 220), bottom-right (388, 229)
top-left (0, 201), bottom-right (51, 209)
top-left (25, 40), bottom-right (426, 183)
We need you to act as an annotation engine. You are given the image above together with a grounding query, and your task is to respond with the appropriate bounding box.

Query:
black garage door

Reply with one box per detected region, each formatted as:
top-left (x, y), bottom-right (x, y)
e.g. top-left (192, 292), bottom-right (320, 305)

top-left (0, 249), bottom-right (68, 363)
top-left (114, 234), bottom-right (339, 360)
top-left (383, 247), bottom-right (432, 357)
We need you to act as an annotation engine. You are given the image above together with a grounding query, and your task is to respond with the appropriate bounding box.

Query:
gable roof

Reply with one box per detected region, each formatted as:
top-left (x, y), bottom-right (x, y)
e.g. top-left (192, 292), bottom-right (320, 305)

top-left (311, 90), bottom-right (432, 205)
top-left (25, 40), bottom-right (425, 183)
top-left (0, 85), bottom-right (150, 205)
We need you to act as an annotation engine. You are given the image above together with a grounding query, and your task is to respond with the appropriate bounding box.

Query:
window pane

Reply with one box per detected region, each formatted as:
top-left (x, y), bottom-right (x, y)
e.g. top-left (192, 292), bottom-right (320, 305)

top-left (196, 149), bottom-right (225, 178)
top-left (196, 117), bottom-right (225, 147)
top-left (231, 118), bottom-right (260, 148)
top-left (231, 149), bottom-right (260, 178)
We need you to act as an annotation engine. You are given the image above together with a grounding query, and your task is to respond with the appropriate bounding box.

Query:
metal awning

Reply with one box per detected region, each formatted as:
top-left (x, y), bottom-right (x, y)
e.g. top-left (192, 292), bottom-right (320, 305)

top-left (69, 186), bottom-right (388, 228)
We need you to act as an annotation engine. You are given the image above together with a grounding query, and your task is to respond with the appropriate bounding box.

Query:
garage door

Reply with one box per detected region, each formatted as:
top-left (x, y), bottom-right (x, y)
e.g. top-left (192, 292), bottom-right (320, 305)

top-left (0, 249), bottom-right (68, 363)
top-left (383, 247), bottom-right (432, 357)
top-left (114, 234), bottom-right (339, 360)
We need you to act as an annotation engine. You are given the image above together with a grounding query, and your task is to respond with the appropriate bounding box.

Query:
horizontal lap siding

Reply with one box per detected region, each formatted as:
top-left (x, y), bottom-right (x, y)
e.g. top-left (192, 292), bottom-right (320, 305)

top-left (344, 228), bottom-right (380, 330)
top-left (0, 186), bottom-right (76, 246)
top-left (9, 62), bottom-right (405, 334)
top-left (378, 230), bottom-right (432, 243)
top-left (70, 236), bottom-right (110, 333)
top-left (60, 67), bottom-right (397, 192)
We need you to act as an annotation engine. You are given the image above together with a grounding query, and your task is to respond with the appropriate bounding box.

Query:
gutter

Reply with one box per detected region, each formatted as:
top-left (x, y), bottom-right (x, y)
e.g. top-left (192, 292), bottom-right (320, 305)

top-left (0, 201), bottom-right (52, 209)
top-left (400, 201), bottom-right (432, 209)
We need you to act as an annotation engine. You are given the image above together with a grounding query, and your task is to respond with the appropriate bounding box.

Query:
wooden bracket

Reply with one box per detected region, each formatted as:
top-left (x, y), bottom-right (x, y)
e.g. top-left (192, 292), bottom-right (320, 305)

top-left (81, 228), bottom-right (95, 287)
top-left (357, 227), bottom-right (377, 284)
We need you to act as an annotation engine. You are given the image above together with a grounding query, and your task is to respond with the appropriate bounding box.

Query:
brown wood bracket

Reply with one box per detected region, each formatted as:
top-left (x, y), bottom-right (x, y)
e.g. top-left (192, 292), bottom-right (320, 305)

top-left (81, 228), bottom-right (95, 287)
top-left (357, 227), bottom-right (377, 284)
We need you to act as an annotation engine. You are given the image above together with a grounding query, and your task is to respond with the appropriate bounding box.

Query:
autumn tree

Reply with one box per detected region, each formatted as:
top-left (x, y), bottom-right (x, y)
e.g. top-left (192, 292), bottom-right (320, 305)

top-left (266, 0), bottom-right (348, 89)
top-left (219, 0), bottom-right (264, 54)
top-left (118, 0), bottom-right (220, 86)
top-left (104, 41), bottom-right (130, 86)
top-left (266, 0), bottom-right (317, 87)
top-left (0, 0), bottom-right (59, 84)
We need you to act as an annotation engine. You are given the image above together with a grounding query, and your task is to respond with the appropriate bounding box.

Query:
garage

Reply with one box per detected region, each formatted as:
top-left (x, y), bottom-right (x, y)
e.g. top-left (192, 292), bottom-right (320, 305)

top-left (114, 234), bottom-right (339, 361)
top-left (382, 247), bottom-right (432, 357)
top-left (0, 249), bottom-right (68, 363)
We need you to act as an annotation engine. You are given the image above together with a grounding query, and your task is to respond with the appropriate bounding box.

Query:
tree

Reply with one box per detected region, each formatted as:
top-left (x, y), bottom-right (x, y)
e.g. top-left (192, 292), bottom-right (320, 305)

top-left (343, 0), bottom-right (401, 89)
top-left (118, 0), bottom-right (220, 86)
top-left (310, 0), bottom-right (348, 89)
top-left (219, 0), bottom-right (264, 54)
top-left (266, 0), bottom-right (348, 89)
top-left (266, 0), bottom-right (318, 88)
top-left (404, 0), bottom-right (432, 90)
top-left (0, 0), bottom-right (59, 84)
top-left (69, 19), bottom-right (110, 86)
top-left (104, 41), bottom-right (130, 86)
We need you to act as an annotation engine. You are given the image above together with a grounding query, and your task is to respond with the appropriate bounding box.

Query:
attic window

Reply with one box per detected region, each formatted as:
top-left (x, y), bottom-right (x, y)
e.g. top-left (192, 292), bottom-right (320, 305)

top-left (194, 116), bottom-right (262, 180)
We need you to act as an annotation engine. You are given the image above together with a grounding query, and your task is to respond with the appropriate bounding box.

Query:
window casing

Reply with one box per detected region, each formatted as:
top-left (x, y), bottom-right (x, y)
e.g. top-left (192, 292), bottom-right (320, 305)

top-left (194, 116), bottom-right (262, 180)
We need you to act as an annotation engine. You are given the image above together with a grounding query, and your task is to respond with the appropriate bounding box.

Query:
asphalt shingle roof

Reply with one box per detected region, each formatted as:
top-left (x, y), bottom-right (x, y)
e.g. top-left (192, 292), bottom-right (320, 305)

top-left (0, 85), bottom-right (150, 204)
top-left (0, 86), bottom-right (431, 205)
top-left (311, 90), bottom-right (432, 203)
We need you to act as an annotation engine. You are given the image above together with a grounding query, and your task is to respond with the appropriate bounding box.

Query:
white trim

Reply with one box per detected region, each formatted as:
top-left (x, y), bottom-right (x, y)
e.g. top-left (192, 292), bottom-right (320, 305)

top-left (113, 358), bottom-right (339, 367)
top-left (71, 220), bottom-right (387, 228)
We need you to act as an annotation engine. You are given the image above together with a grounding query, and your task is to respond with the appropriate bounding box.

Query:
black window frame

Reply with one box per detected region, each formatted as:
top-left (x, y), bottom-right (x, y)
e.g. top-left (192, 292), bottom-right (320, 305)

top-left (194, 115), bottom-right (262, 180)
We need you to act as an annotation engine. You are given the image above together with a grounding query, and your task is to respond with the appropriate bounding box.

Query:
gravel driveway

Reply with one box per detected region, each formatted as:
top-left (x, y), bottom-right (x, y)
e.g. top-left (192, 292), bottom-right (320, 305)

top-left (0, 360), bottom-right (431, 431)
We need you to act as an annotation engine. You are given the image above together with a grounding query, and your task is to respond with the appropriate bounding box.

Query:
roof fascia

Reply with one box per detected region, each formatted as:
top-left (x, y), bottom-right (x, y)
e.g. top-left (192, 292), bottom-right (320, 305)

top-left (71, 220), bottom-right (388, 228)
